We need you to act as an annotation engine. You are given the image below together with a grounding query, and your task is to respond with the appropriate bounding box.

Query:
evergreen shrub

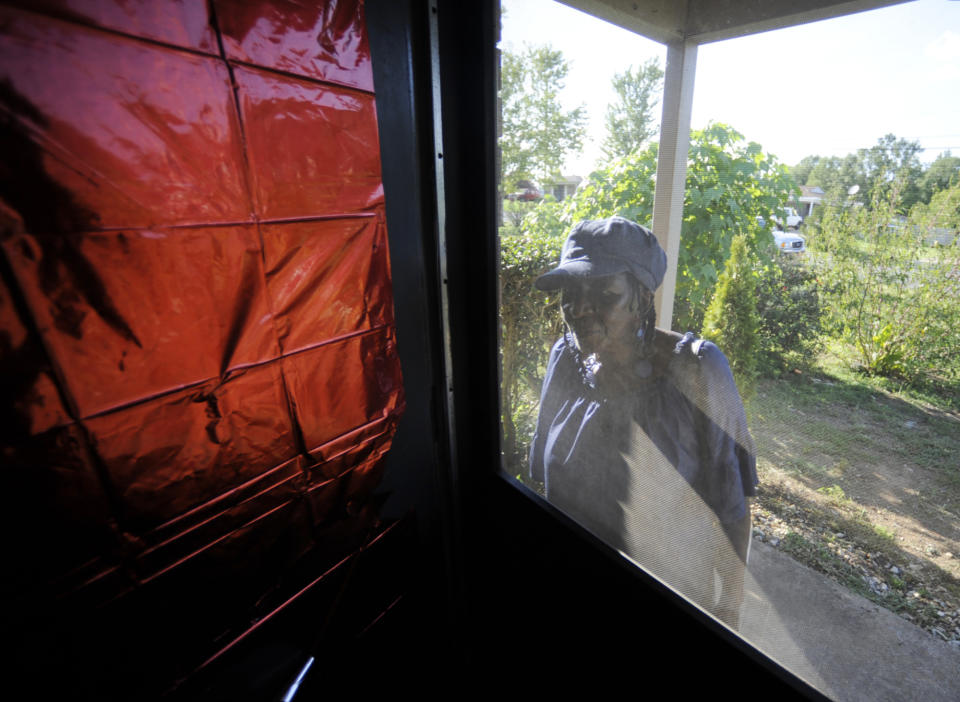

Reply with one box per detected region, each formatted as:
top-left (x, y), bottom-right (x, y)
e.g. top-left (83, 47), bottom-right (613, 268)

top-left (701, 234), bottom-right (761, 401)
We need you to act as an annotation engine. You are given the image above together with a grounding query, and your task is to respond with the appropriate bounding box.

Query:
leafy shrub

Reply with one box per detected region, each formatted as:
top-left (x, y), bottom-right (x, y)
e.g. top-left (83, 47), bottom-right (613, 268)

top-left (501, 198), bottom-right (539, 231)
top-left (499, 224), bottom-right (565, 469)
top-left (810, 184), bottom-right (960, 383)
top-left (701, 234), bottom-right (761, 401)
top-left (518, 195), bottom-right (567, 242)
top-left (910, 180), bottom-right (960, 235)
top-left (754, 256), bottom-right (824, 375)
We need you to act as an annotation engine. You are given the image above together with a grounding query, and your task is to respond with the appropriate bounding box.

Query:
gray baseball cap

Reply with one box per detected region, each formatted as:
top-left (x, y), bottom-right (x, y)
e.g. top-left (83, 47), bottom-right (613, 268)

top-left (534, 216), bottom-right (667, 292)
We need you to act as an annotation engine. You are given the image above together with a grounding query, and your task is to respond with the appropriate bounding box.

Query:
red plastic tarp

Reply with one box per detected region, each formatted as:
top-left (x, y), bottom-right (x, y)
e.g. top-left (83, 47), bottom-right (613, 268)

top-left (0, 0), bottom-right (404, 635)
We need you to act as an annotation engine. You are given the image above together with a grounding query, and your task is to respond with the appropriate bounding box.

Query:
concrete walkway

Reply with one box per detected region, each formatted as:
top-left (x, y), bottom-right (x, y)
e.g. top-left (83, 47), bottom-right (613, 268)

top-left (739, 541), bottom-right (960, 702)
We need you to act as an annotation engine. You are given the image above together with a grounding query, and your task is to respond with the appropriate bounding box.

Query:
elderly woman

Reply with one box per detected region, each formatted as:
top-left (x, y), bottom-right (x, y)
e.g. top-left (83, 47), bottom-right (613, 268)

top-left (528, 216), bottom-right (757, 628)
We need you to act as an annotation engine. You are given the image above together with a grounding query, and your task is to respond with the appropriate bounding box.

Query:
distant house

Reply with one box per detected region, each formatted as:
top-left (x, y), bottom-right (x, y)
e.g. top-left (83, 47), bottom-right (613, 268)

top-left (548, 175), bottom-right (582, 201)
top-left (798, 184), bottom-right (824, 219)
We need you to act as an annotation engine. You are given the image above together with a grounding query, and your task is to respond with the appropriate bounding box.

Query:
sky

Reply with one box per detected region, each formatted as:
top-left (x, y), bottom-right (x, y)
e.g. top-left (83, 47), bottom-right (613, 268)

top-left (500, 0), bottom-right (960, 176)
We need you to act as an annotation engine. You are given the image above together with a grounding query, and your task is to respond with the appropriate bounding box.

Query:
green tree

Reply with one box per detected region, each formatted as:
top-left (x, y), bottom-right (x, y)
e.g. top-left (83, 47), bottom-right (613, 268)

top-left (500, 45), bottom-right (587, 191)
top-left (803, 135), bottom-right (924, 212)
top-left (791, 155), bottom-right (821, 185)
top-left (807, 154), bottom-right (864, 199)
top-left (917, 151), bottom-right (960, 205)
top-left (912, 180), bottom-right (960, 232)
top-left (601, 58), bottom-right (664, 160)
top-left (701, 234), bottom-right (760, 401)
top-left (860, 133), bottom-right (923, 210)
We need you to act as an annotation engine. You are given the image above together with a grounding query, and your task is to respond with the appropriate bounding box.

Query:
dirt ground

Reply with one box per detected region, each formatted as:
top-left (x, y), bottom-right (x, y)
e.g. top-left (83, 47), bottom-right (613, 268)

top-left (750, 375), bottom-right (960, 644)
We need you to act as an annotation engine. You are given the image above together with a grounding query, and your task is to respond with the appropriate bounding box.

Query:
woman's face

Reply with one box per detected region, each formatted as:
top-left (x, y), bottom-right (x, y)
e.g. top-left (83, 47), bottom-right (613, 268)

top-left (561, 272), bottom-right (650, 368)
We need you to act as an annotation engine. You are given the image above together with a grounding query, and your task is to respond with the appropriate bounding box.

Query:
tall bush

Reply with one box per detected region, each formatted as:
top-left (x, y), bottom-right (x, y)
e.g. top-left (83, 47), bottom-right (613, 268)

top-left (701, 234), bottom-right (761, 401)
top-left (755, 256), bottom-right (824, 375)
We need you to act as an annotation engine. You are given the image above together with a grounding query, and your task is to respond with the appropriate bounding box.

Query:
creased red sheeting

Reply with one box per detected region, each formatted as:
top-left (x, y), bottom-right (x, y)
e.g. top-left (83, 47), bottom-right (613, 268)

top-left (3, 0), bottom-right (219, 52)
top-left (0, 0), bottom-right (404, 672)
top-left (214, 0), bottom-right (375, 91)
top-left (262, 215), bottom-right (394, 352)
top-left (237, 66), bottom-right (385, 218)
top-left (5, 225), bottom-right (279, 416)
top-left (0, 9), bottom-right (250, 228)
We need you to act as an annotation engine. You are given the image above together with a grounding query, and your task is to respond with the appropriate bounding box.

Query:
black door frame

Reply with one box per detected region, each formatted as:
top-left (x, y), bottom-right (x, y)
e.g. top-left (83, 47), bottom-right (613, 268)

top-left (369, 1), bottom-right (826, 694)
